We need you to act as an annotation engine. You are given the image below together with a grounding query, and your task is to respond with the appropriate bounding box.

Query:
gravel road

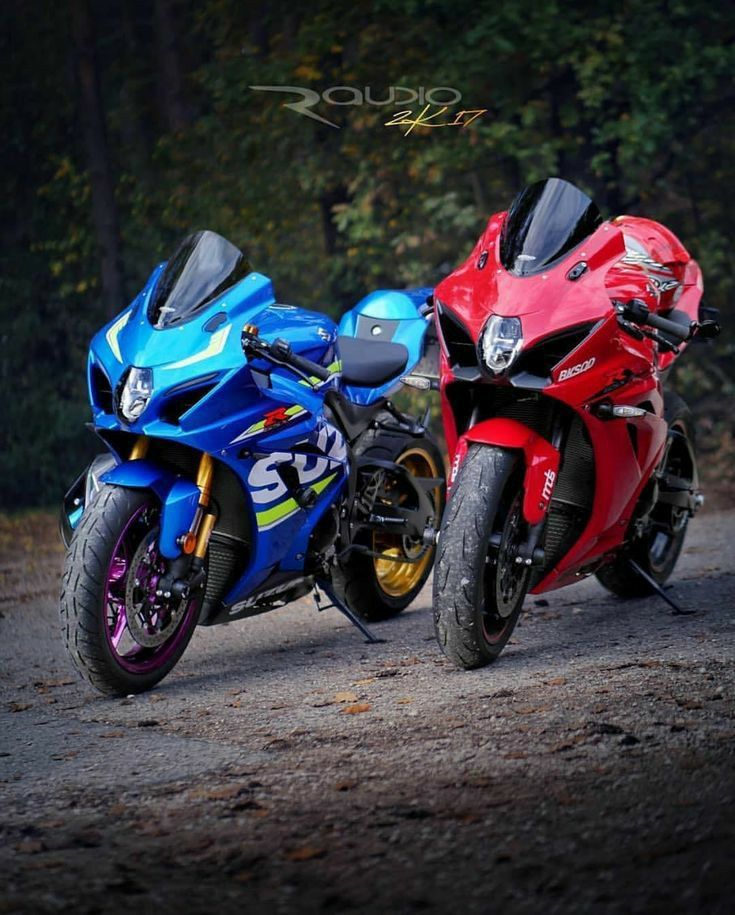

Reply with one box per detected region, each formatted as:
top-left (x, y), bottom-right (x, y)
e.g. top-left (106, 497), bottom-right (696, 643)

top-left (1, 509), bottom-right (734, 914)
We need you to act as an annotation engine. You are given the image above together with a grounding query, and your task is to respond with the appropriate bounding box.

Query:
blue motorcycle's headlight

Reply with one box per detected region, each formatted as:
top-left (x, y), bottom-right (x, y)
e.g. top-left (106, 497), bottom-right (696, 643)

top-left (479, 316), bottom-right (523, 374)
top-left (118, 367), bottom-right (153, 422)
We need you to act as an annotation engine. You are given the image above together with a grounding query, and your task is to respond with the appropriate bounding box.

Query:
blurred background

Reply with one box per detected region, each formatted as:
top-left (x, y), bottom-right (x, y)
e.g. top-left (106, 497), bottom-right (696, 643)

top-left (1, 0), bottom-right (733, 511)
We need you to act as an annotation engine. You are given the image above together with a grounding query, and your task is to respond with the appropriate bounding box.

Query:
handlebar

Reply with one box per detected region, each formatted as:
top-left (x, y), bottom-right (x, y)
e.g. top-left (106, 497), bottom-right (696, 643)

top-left (241, 327), bottom-right (331, 383)
top-left (616, 299), bottom-right (692, 343)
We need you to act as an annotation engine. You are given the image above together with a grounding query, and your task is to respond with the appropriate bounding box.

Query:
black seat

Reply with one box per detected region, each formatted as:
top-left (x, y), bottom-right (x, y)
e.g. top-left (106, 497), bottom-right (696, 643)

top-left (337, 335), bottom-right (409, 386)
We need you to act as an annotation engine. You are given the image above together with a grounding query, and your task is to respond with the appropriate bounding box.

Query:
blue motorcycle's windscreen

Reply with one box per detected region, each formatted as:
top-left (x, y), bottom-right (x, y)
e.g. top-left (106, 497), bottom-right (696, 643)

top-left (148, 230), bottom-right (252, 328)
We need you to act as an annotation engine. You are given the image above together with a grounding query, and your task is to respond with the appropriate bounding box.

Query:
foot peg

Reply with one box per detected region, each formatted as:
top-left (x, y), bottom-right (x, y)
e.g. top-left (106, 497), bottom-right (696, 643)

top-left (313, 580), bottom-right (385, 644)
top-left (628, 560), bottom-right (694, 615)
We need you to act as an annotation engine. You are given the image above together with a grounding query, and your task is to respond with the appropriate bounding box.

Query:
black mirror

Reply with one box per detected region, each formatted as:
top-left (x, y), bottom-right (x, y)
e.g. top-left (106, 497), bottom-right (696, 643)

top-left (697, 320), bottom-right (721, 340)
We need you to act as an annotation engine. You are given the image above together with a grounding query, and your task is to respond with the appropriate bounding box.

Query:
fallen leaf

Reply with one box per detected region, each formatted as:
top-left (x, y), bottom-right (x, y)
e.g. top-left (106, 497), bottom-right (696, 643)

top-left (544, 677), bottom-right (566, 686)
top-left (100, 731), bottom-right (125, 739)
top-left (233, 870), bottom-right (255, 883)
top-left (333, 691), bottom-right (358, 703)
top-left (335, 780), bottom-right (358, 792)
top-left (341, 703), bottom-right (371, 715)
top-left (16, 839), bottom-right (45, 854)
top-left (352, 677), bottom-right (375, 687)
top-left (453, 812), bottom-right (481, 824)
top-left (9, 702), bottom-right (32, 712)
top-left (286, 846), bottom-right (326, 862)
top-left (396, 697), bottom-right (413, 705)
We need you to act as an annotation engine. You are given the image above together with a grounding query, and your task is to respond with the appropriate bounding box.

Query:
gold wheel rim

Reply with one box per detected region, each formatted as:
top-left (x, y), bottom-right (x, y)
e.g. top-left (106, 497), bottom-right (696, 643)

top-left (372, 447), bottom-right (441, 598)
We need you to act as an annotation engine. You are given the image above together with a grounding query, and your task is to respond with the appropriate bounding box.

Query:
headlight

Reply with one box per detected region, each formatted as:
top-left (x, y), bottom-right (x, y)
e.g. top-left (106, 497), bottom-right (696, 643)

top-left (479, 316), bottom-right (523, 374)
top-left (118, 367), bottom-right (153, 422)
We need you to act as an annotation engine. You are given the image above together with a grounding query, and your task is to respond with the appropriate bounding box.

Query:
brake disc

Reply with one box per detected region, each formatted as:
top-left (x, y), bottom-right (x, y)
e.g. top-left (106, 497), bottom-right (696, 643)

top-left (124, 532), bottom-right (186, 648)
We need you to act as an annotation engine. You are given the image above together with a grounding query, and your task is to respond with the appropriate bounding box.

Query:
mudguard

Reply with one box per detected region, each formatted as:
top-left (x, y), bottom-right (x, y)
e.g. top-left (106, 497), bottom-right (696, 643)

top-left (451, 418), bottom-right (560, 526)
top-left (101, 460), bottom-right (200, 559)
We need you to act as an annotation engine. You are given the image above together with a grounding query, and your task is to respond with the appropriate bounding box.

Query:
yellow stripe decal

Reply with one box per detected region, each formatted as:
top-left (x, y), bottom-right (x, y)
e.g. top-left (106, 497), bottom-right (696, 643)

top-left (105, 310), bottom-right (131, 362)
top-left (165, 325), bottom-right (231, 370)
top-left (255, 472), bottom-right (338, 529)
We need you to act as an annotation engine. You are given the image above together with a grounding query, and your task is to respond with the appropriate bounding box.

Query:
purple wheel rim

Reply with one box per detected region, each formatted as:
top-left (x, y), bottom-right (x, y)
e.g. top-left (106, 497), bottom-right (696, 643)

top-left (103, 501), bottom-right (200, 674)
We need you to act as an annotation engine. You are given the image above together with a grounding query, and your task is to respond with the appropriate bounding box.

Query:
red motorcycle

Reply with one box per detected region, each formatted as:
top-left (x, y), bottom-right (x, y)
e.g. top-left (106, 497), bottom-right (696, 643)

top-left (432, 177), bottom-right (720, 669)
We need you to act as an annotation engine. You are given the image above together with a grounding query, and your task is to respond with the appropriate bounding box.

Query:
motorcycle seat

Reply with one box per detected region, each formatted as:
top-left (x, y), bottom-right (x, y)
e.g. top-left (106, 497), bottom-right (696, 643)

top-left (337, 335), bottom-right (409, 386)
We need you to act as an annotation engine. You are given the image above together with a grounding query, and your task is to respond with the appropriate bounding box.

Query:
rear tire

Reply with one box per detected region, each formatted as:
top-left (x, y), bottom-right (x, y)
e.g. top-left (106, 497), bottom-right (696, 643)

top-left (433, 446), bottom-right (530, 669)
top-left (596, 391), bottom-right (695, 598)
top-left (334, 414), bottom-right (445, 622)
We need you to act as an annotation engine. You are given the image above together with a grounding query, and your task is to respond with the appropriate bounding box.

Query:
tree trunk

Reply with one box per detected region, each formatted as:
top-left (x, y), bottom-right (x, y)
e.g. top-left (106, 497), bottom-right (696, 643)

top-left (70, 0), bottom-right (124, 317)
top-left (153, 0), bottom-right (189, 132)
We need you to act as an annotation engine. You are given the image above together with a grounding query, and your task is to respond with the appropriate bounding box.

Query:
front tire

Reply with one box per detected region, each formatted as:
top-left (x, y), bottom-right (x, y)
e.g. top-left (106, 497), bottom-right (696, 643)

top-left (433, 446), bottom-right (530, 669)
top-left (60, 486), bottom-right (202, 696)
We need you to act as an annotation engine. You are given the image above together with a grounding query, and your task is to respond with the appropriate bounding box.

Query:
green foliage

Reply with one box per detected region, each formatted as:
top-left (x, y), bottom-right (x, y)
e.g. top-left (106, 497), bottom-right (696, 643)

top-left (1, 0), bottom-right (733, 508)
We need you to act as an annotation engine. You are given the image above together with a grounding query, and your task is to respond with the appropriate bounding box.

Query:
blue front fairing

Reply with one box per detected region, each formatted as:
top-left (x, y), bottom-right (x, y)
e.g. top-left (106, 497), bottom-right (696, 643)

top-left (83, 263), bottom-right (432, 615)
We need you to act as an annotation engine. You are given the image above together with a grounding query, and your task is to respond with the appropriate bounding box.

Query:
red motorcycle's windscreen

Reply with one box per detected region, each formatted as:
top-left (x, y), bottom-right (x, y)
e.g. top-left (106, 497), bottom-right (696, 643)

top-left (499, 178), bottom-right (602, 277)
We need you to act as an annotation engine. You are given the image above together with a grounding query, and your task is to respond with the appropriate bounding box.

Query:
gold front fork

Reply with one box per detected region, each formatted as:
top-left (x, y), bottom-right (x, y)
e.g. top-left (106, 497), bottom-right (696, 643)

top-left (129, 436), bottom-right (149, 460)
top-left (130, 437), bottom-right (216, 559)
top-left (193, 453), bottom-right (216, 558)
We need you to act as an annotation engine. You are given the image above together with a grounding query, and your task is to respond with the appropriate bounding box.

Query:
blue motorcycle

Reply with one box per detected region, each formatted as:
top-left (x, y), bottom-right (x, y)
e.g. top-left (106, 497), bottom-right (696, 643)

top-left (60, 230), bottom-right (444, 695)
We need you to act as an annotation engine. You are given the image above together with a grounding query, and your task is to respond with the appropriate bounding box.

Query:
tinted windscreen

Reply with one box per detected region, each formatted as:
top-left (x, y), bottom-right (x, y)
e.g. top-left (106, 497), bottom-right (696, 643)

top-left (148, 230), bottom-right (251, 327)
top-left (499, 178), bottom-right (602, 277)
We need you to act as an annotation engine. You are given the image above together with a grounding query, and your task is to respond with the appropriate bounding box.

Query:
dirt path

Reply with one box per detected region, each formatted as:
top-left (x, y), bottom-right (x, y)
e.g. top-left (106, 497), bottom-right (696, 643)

top-left (1, 510), bottom-right (734, 914)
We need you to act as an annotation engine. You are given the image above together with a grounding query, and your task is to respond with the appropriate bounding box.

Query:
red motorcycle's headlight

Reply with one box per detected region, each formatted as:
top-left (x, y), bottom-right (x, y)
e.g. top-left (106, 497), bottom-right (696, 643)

top-left (479, 316), bottom-right (523, 374)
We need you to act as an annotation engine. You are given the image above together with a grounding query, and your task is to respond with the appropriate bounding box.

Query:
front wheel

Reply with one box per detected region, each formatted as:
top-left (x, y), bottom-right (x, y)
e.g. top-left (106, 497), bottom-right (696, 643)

top-left (60, 486), bottom-right (202, 696)
top-left (433, 446), bottom-right (530, 669)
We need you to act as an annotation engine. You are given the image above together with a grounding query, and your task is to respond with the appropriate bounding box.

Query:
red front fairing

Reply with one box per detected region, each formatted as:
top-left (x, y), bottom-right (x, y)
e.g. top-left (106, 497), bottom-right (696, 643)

top-left (436, 211), bottom-right (702, 593)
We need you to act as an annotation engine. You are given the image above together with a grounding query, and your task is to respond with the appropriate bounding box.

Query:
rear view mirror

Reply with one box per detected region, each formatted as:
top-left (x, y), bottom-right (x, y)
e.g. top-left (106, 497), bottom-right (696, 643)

top-left (697, 320), bottom-right (721, 340)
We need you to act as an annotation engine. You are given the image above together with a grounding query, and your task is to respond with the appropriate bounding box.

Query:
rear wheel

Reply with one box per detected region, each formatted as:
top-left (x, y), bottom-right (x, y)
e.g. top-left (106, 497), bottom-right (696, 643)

top-left (433, 446), bottom-right (530, 669)
top-left (60, 486), bottom-right (202, 696)
top-left (596, 392), bottom-right (696, 597)
top-left (334, 415), bottom-right (445, 622)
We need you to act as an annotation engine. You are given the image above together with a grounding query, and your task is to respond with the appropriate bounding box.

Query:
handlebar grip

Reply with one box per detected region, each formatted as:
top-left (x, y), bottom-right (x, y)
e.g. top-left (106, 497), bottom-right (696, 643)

top-left (287, 351), bottom-right (330, 382)
top-left (644, 312), bottom-right (692, 342)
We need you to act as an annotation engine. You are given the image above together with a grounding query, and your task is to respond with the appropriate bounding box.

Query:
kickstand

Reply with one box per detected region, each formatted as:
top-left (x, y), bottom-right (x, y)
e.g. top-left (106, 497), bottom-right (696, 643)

top-left (313, 580), bottom-right (385, 644)
top-left (628, 560), bottom-right (694, 615)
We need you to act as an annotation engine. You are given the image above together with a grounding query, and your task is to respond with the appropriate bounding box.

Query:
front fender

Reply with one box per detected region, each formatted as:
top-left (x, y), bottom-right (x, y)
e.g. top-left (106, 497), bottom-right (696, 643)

top-left (452, 418), bottom-right (560, 525)
top-left (101, 459), bottom-right (200, 558)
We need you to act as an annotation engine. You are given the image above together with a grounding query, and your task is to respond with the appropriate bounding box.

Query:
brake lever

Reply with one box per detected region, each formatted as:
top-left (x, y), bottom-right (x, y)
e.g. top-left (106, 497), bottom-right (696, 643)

top-left (641, 327), bottom-right (679, 355)
top-left (616, 315), bottom-right (645, 340)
